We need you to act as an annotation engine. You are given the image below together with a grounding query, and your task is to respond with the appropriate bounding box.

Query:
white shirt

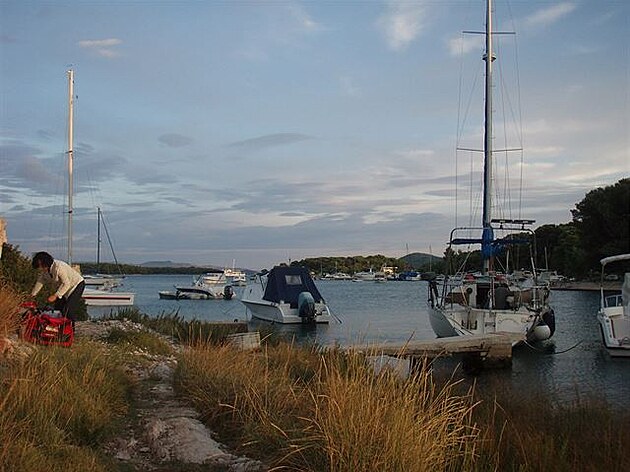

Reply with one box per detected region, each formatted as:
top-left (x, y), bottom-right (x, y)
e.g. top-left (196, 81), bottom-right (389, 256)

top-left (31, 260), bottom-right (84, 299)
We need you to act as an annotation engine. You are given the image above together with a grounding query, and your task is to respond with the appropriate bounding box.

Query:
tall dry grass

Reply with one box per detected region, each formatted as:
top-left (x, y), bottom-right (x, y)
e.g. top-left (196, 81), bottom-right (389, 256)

top-left (175, 342), bottom-right (478, 471)
top-left (0, 277), bottom-right (23, 337)
top-left (0, 341), bottom-right (132, 471)
top-left (471, 384), bottom-right (630, 472)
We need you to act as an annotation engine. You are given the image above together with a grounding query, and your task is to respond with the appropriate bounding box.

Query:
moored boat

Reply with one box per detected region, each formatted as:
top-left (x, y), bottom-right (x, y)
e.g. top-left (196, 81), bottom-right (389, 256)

top-left (83, 287), bottom-right (135, 306)
top-left (597, 254), bottom-right (630, 358)
top-left (240, 266), bottom-right (332, 324)
top-left (425, 0), bottom-right (555, 345)
top-left (172, 275), bottom-right (234, 300)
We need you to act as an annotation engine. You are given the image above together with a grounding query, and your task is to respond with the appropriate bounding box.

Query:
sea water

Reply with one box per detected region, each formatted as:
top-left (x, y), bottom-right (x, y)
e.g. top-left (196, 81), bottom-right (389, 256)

top-left (89, 274), bottom-right (629, 409)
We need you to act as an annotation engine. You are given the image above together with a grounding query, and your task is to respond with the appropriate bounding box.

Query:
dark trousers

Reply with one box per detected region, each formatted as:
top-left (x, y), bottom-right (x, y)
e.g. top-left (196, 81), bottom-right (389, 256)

top-left (53, 281), bottom-right (85, 323)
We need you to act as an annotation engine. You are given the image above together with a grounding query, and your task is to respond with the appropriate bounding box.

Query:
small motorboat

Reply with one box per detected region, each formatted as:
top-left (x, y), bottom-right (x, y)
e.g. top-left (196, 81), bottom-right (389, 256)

top-left (597, 254), bottom-right (630, 358)
top-left (160, 275), bottom-right (234, 300)
top-left (240, 265), bottom-right (332, 324)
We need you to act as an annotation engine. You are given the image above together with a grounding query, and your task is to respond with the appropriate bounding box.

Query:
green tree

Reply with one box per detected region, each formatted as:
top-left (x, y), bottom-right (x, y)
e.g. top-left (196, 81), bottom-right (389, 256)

top-left (571, 178), bottom-right (630, 270)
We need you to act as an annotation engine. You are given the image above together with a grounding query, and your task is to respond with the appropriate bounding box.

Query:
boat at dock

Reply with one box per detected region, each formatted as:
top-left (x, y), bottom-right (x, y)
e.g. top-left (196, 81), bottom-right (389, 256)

top-left (597, 254), bottom-right (630, 357)
top-left (426, 0), bottom-right (555, 345)
top-left (240, 266), bottom-right (332, 324)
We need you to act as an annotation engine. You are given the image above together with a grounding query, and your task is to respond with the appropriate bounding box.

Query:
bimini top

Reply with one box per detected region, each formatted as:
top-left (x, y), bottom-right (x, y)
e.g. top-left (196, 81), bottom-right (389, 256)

top-left (600, 254), bottom-right (630, 266)
top-left (263, 266), bottom-right (324, 307)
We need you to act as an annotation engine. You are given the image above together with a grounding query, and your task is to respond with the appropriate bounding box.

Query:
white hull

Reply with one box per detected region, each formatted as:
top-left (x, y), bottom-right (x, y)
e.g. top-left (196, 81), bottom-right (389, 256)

top-left (240, 280), bottom-right (331, 324)
top-left (175, 285), bottom-right (227, 300)
top-left (597, 308), bottom-right (630, 358)
top-left (241, 299), bottom-right (331, 324)
top-left (83, 289), bottom-right (135, 306)
top-left (428, 305), bottom-right (551, 345)
top-left (597, 255), bottom-right (630, 358)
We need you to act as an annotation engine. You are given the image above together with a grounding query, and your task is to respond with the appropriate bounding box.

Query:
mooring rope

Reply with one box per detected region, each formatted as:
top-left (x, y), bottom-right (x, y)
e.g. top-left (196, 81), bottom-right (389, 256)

top-left (523, 339), bottom-right (583, 355)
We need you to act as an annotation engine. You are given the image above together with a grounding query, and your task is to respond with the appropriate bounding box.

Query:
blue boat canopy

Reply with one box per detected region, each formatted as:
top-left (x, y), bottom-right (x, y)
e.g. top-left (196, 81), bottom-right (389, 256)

top-left (263, 266), bottom-right (324, 307)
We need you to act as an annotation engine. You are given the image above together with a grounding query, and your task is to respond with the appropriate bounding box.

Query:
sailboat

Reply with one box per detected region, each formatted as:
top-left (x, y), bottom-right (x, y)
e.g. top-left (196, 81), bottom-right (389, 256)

top-left (83, 208), bottom-right (124, 288)
top-left (62, 70), bottom-right (134, 306)
top-left (426, 0), bottom-right (555, 344)
top-left (82, 208), bottom-right (135, 306)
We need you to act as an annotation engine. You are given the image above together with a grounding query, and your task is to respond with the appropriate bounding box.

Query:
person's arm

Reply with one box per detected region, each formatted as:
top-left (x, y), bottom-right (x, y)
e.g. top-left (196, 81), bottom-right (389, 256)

top-left (31, 276), bottom-right (44, 296)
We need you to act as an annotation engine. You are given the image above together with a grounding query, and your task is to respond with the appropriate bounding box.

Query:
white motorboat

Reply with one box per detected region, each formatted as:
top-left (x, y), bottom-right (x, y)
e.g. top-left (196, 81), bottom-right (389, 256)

top-left (353, 269), bottom-right (376, 281)
top-left (597, 254), bottom-right (630, 358)
top-left (240, 266), bottom-right (332, 324)
top-left (83, 274), bottom-right (122, 288)
top-left (426, 0), bottom-right (555, 345)
top-left (200, 271), bottom-right (228, 286)
top-left (224, 268), bottom-right (247, 286)
top-left (172, 275), bottom-right (234, 300)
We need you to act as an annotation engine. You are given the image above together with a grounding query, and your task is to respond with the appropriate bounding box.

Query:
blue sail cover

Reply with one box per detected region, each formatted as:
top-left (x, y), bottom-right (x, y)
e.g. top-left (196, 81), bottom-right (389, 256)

top-left (263, 266), bottom-right (324, 307)
top-left (451, 226), bottom-right (530, 260)
top-left (481, 226), bottom-right (495, 258)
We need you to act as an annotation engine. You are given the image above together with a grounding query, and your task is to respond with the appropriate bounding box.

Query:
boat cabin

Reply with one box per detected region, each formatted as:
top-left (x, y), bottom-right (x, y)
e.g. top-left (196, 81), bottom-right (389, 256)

top-left (263, 266), bottom-right (325, 308)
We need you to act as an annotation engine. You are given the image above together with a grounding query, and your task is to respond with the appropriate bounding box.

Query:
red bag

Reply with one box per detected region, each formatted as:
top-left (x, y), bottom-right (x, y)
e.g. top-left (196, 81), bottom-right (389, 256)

top-left (20, 302), bottom-right (74, 347)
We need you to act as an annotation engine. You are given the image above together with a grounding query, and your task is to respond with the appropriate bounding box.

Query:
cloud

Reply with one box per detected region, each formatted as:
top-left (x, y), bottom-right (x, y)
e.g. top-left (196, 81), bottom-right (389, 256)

top-left (78, 38), bottom-right (122, 58)
top-left (378, 1), bottom-right (428, 51)
top-left (524, 2), bottom-right (577, 28)
top-left (158, 133), bottom-right (194, 148)
top-left (0, 141), bottom-right (63, 193)
top-left (287, 3), bottom-right (320, 32)
top-left (448, 34), bottom-right (484, 56)
top-left (228, 133), bottom-right (313, 151)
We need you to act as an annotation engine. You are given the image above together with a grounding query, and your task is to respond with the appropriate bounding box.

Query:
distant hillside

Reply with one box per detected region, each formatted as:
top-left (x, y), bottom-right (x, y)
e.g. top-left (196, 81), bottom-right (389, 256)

top-left (399, 252), bottom-right (442, 270)
top-left (139, 261), bottom-right (200, 268)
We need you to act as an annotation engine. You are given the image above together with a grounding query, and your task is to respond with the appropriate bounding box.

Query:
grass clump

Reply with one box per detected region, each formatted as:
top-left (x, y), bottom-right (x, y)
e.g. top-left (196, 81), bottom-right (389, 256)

top-left (102, 307), bottom-right (247, 345)
top-left (0, 341), bottom-right (132, 471)
top-left (471, 385), bottom-right (630, 472)
top-left (175, 342), bottom-right (477, 471)
top-left (0, 277), bottom-right (22, 337)
top-left (105, 326), bottom-right (173, 356)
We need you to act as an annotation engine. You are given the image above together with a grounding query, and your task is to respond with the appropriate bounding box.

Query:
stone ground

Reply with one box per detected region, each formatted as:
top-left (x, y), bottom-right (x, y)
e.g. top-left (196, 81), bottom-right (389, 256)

top-left (75, 320), bottom-right (267, 472)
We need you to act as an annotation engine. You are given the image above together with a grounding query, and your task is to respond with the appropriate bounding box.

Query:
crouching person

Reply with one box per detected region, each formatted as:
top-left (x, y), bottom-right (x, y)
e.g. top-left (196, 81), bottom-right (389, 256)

top-left (31, 251), bottom-right (85, 329)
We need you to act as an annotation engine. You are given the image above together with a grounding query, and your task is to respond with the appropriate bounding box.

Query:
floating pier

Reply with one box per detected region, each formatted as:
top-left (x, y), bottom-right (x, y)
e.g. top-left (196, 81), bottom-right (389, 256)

top-left (351, 332), bottom-right (525, 372)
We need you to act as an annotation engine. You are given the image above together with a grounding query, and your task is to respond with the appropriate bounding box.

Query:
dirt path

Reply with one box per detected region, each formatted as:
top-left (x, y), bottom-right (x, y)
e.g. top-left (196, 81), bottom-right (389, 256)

top-left (76, 320), bottom-right (266, 472)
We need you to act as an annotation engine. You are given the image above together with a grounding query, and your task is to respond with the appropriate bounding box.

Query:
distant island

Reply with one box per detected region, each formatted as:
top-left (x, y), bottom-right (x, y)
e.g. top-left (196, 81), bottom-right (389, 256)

top-left (75, 252), bottom-right (442, 276)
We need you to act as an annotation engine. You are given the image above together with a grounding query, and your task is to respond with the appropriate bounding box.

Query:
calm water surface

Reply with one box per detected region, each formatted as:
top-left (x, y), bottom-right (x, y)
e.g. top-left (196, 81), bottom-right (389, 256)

top-left (90, 275), bottom-right (629, 409)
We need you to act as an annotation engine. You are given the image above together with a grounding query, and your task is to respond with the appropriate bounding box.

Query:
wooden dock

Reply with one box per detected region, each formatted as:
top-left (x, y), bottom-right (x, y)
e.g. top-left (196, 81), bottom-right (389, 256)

top-left (350, 333), bottom-right (525, 372)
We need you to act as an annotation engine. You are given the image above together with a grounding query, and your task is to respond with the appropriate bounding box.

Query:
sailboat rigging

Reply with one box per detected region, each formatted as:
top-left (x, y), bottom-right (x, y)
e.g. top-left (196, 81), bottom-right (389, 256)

top-left (426, 0), bottom-right (555, 345)
top-left (62, 69), bottom-right (134, 306)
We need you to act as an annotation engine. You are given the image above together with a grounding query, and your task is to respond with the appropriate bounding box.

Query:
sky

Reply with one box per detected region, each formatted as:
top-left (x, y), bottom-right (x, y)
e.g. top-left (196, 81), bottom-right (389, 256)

top-left (1, 0), bottom-right (628, 270)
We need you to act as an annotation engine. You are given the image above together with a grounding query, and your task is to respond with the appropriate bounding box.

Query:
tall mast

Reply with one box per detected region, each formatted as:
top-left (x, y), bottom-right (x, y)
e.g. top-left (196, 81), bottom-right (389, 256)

top-left (97, 207), bottom-right (102, 267)
top-left (67, 69), bottom-right (74, 265)
top-left (482, 0), bottom-right (494, 274)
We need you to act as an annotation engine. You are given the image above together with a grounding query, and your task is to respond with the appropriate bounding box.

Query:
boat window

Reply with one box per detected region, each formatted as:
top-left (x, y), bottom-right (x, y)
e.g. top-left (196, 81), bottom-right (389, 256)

top-left (605, 295), bottom-right (623, 308)
top-left (285, 275), bottom-right (302, 285)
